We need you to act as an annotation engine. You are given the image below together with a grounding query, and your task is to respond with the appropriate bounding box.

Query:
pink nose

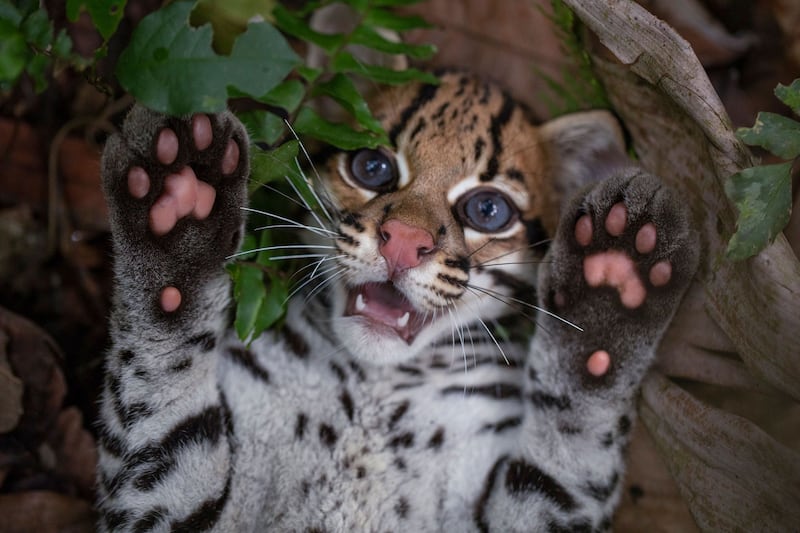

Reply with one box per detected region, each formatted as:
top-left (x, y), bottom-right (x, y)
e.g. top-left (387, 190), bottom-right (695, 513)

top-left (379, 219), bottom-right (435, 277)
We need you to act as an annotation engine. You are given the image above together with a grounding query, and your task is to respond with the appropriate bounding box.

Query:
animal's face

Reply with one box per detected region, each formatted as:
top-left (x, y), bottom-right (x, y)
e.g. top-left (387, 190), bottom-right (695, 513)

top-left (315, 72), bottom-right (623, 364)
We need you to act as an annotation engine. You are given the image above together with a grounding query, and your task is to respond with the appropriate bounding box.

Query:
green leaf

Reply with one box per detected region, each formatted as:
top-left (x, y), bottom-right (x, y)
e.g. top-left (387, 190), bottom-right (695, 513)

top-left (231, 262), bottom-right (268, 342)
top-left (273, 5), bottom-right (344, 54)
top-left (52, 29), bottom-right (73, 59)
top-left (259, 78), bottom-right (305, 112)
top-left (331, 52), bottom-right (438, 85)
top-left (66, 0), bottom-right (126, 40)
top-left (725, 161), bottom-right (793, 260)
top-left (21, 9), bottom-right (52, 49)
top-left (294, 105), bottom-right (388, 150)
top-left (349, 25), bottom-right (435, 59)
top-left (116, 1), bottom-right (299, 115)
top-left (363, 8), bottom-right (431, 31)
top-left (775, 79), bottom-right (800, 116)
top-left (313, 73), bottom-right (384, 133)
top-left (27, 53), bottom-right (49, 92)
top-left (0, 19), bottom-right (27, 84)
top-left (736, 112), bottom-right (800, 160)
top-left (249, 140), bottom-right (301, 192)
top-left (239, 109), bottom-right (287, 147)
top-left (0, 2), bottom-right (22, 25)
top-left (191, 0), bottom-right (277, 54)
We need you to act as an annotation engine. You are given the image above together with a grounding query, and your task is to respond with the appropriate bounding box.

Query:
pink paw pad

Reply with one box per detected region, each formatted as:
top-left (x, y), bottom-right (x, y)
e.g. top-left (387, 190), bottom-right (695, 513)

top-left (577, 204), bottom-right (673, 309)
top-left (586, 350), bottom-right (611, 377)
top-left (160, 286), bottom-right (182, 312)
top-left (126, 116), bottom-right (226, 236)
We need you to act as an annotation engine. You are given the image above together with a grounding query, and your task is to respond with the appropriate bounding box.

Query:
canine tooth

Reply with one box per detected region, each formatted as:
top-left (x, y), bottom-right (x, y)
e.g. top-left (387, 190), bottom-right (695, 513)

top-left (356, 293), bottom-right (366, 311)
top-left (397, 312), bottom-right (410, 328)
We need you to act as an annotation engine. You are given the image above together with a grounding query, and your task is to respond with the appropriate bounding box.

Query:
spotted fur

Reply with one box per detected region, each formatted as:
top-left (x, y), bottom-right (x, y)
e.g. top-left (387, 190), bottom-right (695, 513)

top-left (96, 73), bottom-right (698, 531)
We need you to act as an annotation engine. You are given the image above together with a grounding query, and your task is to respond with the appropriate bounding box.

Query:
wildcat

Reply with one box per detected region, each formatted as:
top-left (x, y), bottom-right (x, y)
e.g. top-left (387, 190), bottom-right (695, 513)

top-left (96, 71), bottom-right (698, 532)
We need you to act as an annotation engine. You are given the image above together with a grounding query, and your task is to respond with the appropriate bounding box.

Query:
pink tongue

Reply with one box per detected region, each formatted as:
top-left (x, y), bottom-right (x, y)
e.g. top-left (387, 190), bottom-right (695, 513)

top-left (360, 283), bottom-right (413, 324)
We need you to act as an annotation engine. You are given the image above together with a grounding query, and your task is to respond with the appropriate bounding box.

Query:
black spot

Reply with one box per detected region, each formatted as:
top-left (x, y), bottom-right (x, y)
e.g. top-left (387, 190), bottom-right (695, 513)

top-left (394, 457), bottom-right (407, 471)
top-left (409, 117), bottom-right (427, 141)
top-left (341, 212), bottom-right (365, 232)
top-left (187, 331), bottom-right (216, 351)
top-left (319, 424), bottom-right (338, 448)
top-left (438, 225), bottom-right (447, 236)
top-left (529, 391), bottom-right (572, 411)
top-left (356, 466), bottom-right (366, 478)
top-left (119, 349), bottom-right (135, 365)
top-left (295, 413), bottom-right (308, 440)
top-left (428, 427), bottom-right (445, 450)
top-left (283, 326), bottom-right (309, 358)
top-left (97, 424), bottom-right (126, 457)
top-left (481, 416), bottom-right (522, 433)
top-left (444, 256), bottom-right (470, 273)
top-left (397, 365), bottom-right (423, 376)
top-left (504, 459), bottom-right (577, 511)
top-left (337, 233), bottom-right (357, 247)
top-left (527, 367), bottom-right (539, 382)
top-left (479, 93), bottom-right (516, 181)
top-left (395, 497), bottom-right (410, 518)
top-left (348, 360), bottom-right (366, 381)
top-left (441, 383), bottom-right (521, 400)
top-left (170, 474), bottom-right (231, 531)
top-left (389, 432), bottom-right (415, 449)
top-left (505, 168), bottom-right (525, 182)
top-left (600, 432), bottom-right (614, 448)
top-left (170, 357), bottom-right (192, 372)
top-left (388, 400), bottom-right (410, 430)
top-left (389, 83), bottom-right (440, 144)
top-left (131, 507), bottom-right (166, 532)
top-left (103, 509), bottom-right (131, 531)
top-left (133, 367), bottom-right (149, 379)
top-left (547, 519), bottom-right (593, 533)
top-left (629, 484), bottom-right (645, 503)
top-left (432, 102), bottom-right (450, 121)
top-left (474, 137), bottom-right (486, 160)
top-left (225, 347), bottom-right (270, 383)
top-left (618, 415), bottom-right (632, 435)
top-left (339, 390), bottom-right (354, 421)
top-left (329, 361), bottom-right (347, 382)
top-left (558, 423), bottom-right (581, 435)
top-left (585, 472), bottom-right (619, 502)
top-left (474, 455), bottom-right (508, 533)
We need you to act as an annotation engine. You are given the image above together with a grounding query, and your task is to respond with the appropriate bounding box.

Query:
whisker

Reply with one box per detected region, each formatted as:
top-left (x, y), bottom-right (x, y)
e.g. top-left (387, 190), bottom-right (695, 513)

top-left (471, 239), bottom-right (552, 268)
top-left (466, 283), bottom-right (583, 331)
top-left (269, 253), bottom-right (344, 262)
top-left (244, 207), bottom-right (341, 236)
top-left (227, 244), bottom-right (338, 260)
top-left (284, 120), bottom-right (337, 225)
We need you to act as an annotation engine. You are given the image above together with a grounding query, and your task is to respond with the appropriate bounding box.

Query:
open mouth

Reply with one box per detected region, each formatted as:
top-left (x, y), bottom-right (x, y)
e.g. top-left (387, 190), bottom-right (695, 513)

top-left (344, 282), bottom-right (430, 344)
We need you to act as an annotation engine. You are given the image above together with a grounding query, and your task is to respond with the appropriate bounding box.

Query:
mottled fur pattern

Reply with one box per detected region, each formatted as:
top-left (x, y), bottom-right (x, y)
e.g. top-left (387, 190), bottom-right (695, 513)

top-left (96, 73), bottom-right (698, 531)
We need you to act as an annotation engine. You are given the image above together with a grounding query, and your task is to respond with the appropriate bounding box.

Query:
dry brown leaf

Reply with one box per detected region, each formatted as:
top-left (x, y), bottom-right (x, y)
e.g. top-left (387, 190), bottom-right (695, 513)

top-left (0, 490), bottom-right (95, 533)
top-left (0, 330), bottom-right (24, 433)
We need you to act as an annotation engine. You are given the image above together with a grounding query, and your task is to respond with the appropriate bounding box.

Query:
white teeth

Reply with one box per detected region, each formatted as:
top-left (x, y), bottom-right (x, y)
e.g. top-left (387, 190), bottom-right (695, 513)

top-left (396, 312), bottom-right (410, 329)
top-left (355, 293), bottom-right (366, 312)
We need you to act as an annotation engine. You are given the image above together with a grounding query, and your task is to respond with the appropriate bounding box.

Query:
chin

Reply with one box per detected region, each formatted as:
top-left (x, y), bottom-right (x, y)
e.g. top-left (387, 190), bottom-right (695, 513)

top-left (330, 315), bottom-right (428, 364)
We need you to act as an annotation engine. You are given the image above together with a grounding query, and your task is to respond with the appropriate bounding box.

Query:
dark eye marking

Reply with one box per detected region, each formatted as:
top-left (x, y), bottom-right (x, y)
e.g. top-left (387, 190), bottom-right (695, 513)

top-left (456, 188), bottom-right (519, 233)
top-left (348, 148), bottom-right (398, 192)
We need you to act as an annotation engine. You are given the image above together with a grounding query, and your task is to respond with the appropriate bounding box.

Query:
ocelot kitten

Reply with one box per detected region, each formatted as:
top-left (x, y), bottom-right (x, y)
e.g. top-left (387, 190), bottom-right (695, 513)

top-left (97, 72), bottom-right (698, 532)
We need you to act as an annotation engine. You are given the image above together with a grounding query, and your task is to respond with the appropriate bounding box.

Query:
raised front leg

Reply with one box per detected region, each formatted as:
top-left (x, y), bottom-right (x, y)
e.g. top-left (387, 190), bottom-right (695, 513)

top-left (96, 106), bottom-right (249, 531)
top-left (476, 168), bottom-right (698, 531)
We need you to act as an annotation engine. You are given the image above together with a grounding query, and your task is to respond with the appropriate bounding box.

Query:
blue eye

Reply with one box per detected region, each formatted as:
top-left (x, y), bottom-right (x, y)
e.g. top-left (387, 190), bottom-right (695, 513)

top-left (458, 188), bottom-right (518, 233)
top-left (349, 149), bottom-right (398, 191)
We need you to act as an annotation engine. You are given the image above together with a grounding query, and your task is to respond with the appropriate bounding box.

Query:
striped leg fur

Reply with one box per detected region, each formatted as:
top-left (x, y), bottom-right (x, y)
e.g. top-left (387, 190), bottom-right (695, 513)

top-left (96, 106), bottom-right (249, 531)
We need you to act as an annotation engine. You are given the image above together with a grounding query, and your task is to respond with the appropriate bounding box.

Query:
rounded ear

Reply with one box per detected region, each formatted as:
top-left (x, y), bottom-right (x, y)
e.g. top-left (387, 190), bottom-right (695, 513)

top-left (540, 110), bottom-right (631, 205)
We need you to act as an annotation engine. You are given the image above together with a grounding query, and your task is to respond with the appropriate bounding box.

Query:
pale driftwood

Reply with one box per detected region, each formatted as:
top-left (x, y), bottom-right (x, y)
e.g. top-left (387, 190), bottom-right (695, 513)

top-left (561, 0), bottom-right (800, 530)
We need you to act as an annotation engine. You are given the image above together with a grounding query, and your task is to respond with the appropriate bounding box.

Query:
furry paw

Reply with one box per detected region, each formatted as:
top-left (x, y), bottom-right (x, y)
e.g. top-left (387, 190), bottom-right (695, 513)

top-left (540, 168), bottom-right (698, 382)
top-left (102, 106), bottom-right (249, 312)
